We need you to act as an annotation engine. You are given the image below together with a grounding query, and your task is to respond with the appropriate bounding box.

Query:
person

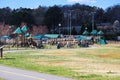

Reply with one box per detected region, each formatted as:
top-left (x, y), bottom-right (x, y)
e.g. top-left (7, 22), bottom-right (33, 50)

top-left (66, 41), bottom-right (69, 48)
top-left (57, 42), bottom-right (60, 49)
top-left (78, 41), bottom-right (81, 47)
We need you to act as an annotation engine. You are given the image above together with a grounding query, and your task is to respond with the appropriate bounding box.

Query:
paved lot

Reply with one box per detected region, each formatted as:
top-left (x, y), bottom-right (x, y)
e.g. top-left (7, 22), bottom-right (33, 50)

top-left (0, 65), bottom-right (74, 80)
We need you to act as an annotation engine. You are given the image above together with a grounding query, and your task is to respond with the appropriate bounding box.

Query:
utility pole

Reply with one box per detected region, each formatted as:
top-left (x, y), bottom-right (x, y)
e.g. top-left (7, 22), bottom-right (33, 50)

top-left (68, 10), bottom-right (74, 36)
top-left (67, 12), bottom-right (69, 35)
top-left (92, 12), bottom-right (95, 31)
top-left (67, 9), bottom-right (80, 36)
top-left (70, 11), bottom-right (72, 36)
top-left (58, 23), bottom-right (61, 34)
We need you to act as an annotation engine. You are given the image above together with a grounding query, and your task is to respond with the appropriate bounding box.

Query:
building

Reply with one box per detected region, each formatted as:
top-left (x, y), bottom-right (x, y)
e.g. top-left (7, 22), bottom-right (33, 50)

top-left (57, 26), bottom-right (82, 34)
top-left (96, 21), bottom-right (120, 39)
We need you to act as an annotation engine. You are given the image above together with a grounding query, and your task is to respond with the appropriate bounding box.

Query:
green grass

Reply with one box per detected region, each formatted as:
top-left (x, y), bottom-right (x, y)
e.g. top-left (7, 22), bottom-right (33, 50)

top-left (0, 78), bottom-right (4, 80)
top-left (73, 74), bottom-right (120, 80)
top-left (0, 51), bottom-right (75, 78)
top-left (0, 46), bottom-right (120, 80)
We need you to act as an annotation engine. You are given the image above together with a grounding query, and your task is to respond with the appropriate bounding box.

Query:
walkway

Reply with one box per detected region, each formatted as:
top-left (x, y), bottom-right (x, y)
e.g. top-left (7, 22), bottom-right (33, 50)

top-left (0, 65), bottom-right (74, 80)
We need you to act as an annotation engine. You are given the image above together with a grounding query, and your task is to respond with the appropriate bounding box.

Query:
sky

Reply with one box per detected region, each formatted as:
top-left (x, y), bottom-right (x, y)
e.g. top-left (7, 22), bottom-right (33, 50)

top-left (0, 0), bottom-right (120, 10)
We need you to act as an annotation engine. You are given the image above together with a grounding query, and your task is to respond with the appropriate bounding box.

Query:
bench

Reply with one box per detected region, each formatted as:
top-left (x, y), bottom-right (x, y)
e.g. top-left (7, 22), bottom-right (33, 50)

top-left (0, 46), bottom-right (4, 58)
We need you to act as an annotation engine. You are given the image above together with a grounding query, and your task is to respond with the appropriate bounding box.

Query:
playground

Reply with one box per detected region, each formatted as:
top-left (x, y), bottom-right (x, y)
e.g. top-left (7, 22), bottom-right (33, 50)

top-left (0, 25), bottom-right (120, 80)
top-left (0, 25), bottom-right (109, 50)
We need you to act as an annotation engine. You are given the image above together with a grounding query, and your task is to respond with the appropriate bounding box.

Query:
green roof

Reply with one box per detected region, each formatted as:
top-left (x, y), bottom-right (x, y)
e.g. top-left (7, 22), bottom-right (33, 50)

top-left (33, 35), bottom-right (47, 39)
top-left (76, 36), bottom-right (92, 40)
top-left (21, 25), bottom-right (28, 32)
top-left (1, 35), bottom-right (11, 39)
top-left (82, 30), bottom-right (89, 35)
top-left (13, 27), bottom-right (22, 34)
top-left (97, 30), bottom-right (104, 35)
top-left (91, 30), bottom-right (97, 35)
top-left (25, 33), bottom-right (30, 37)
top-left (45, 34), bottom-right (59, 38)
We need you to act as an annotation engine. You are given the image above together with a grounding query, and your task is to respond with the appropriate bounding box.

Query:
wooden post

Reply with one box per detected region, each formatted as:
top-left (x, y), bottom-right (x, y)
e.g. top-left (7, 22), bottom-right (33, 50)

top-left (0, 46), bottom-right (4, 58)
top-left (0, 48), bottom-right (3, 58)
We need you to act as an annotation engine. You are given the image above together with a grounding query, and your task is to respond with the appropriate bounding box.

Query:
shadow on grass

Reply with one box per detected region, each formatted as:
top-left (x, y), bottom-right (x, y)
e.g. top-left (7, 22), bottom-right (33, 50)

top-left (48, 69), bottom-right (56, 72)
top-left (74, 74), bottom-right (102, 79)
top-left (0, 58), bottom-right (16, 60)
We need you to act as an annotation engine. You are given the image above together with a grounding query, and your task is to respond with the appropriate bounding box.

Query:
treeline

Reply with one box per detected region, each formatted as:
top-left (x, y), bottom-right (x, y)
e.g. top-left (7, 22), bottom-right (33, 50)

top-left (0, 6), bottom-right (47, 29)
top-left (0, 3), bottom-right (120, 33)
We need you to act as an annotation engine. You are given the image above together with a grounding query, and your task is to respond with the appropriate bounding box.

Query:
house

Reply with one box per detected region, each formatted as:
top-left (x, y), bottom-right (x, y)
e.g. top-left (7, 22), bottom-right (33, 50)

top-left (55, 26), bottom-right (82, 34)
top-left (96, 23), bottom-right (117, 35)
top-left (96, 22), bottom-right (120, 39)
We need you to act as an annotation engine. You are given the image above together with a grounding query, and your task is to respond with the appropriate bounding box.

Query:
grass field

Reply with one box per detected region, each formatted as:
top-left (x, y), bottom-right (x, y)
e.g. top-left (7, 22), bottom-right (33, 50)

top-left (0, 45), bottom-right (120, 80)
top-left (0, 78), bottom-right (4, 80)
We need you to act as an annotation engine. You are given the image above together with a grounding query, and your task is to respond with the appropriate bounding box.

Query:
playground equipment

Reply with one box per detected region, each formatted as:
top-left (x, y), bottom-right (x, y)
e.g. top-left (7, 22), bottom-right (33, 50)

top-left (97, 30), bottom-right (107, 44)
top-left (27, 37), bottom-right (37, 47)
